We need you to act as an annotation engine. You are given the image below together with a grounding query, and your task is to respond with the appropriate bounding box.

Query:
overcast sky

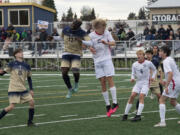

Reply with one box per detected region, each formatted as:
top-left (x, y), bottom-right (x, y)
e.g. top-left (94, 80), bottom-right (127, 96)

top-left (10, 0), bottom-right (147, 20)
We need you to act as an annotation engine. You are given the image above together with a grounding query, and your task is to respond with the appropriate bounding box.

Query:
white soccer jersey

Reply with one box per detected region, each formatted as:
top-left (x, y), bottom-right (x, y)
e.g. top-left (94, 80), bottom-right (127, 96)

top-left (163, 57), bottom-right (180, 84)
top-left (131, 60), bottom-right (157, 83)
top-left (89, 30), bottom-right (115, 63)
top-left (162, 57), bottom-right (180, 98)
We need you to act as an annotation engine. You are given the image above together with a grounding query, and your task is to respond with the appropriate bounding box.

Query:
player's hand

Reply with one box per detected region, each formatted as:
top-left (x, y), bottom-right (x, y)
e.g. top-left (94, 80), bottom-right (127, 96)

top-left (101, 40), bottom-right (109, 45)
top-left (150, 78), bottom-right (154, 82)
top-left (160, 80), bottom-right (166, 86)
top-left (75, 37), bottom-right (82, 42)
top-left (89, 47), bottom-right (96, 54)
top-left (30, 90), bottom-right (34, 97)
top-left (165, 87), bottom-right (169, 94)
top-left (131, 79), bottom-right (135, 83)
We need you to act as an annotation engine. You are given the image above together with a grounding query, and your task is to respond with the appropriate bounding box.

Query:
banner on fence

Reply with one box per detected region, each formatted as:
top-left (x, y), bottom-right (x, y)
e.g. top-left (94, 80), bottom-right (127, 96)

top-left (37, 20), bottom-right (49, 29)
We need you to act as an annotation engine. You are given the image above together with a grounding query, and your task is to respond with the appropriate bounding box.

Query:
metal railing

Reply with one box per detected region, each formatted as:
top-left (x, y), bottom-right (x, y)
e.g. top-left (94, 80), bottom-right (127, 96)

top-left (0, 40), bottom-right (180, 70)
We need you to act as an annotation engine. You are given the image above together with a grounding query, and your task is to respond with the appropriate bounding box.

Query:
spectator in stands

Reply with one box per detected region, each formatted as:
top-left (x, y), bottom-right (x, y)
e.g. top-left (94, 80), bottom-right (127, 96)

top-left (0, 28), bottom-right (7, 42)
top-left (26, 30), bottom-right (32, 50)
top-left (175, 30), bottom-right (180, 40)
top-left (6, 24), bottom-right (15, 34)
top-left (118, 26), bottom-right (125, 40)
top-left (126, 28), bottom-right (135, 40)
top-left (51, 28), bottom-right (59, 36)
top-left (47, 35), bottom-right (56, 52)
top-left (143, 25), bottom-right (149, 36)
top-left (120, 31), bottom-right (126, 41)
top-left (150, 25), bottom-right (156, 35)
top-left (21, 30), bottom-right (27, 41)
top-left (145, 31), bottom-right (154, 40)
top-left (11, 30), bottom-right (20, 42)
top-left (166, 25), bottom-right (174, 38)
top-left (39, 29), bottom-right (48, 52)
top-left (158, 24), bottom-right (166, 40)
top-left (108, 27), bottom-right (119, 41)
top-left (154, 31), bottom-right (160, 40)
top-left (2, 34), bottom-right (12, 52)
top-left (32, 29), bottom-right (40, 42)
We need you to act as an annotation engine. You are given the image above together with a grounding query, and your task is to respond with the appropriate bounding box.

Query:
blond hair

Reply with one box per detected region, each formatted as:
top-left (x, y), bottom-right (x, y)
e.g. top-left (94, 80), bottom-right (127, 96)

top-left (92, 19), bottom-right (107, 29)
top-left (136, 50), bottom-right (145, 56)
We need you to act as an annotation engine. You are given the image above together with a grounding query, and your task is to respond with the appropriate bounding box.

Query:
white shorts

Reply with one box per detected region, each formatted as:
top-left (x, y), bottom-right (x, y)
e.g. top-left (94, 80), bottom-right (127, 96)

top-left (132, 82), bottom-right (149, 96)
top-left (95, 59), bottom-right (115, 79)
top-left (162, 83), bottom-right (180, 99)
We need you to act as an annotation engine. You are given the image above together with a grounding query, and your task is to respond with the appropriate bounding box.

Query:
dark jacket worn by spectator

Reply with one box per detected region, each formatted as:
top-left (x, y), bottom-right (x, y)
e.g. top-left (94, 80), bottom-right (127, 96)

top-left (143, 26), bottom-right (149, 36)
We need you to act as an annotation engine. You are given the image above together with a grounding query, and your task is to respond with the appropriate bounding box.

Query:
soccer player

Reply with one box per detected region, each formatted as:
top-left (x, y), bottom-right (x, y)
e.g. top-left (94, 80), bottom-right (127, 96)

top-left (122, 50), bottom-right (157, 122)
top-left (88, 19), bottom-right (118, 117)
top-left (61, 19), bottom-right (90, 98)
top-left (146, 50), bottom-right (162, 100)
top-left (154, 46), bottom-right (180, 127)
top-left (0, 49), bottom-right (35, 126)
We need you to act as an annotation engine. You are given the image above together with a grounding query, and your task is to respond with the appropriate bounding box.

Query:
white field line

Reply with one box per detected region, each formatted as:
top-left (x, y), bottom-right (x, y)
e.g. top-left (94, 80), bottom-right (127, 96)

top-left (0, 85), bottom-right (89, 91)
top-left (60, 115), bottom-right (78, 118)
top-left (34, 114), bottom-right (46, 117)
top-left (2, 74), bottom-right (131, 77)
top-left (0, 79), bottom-right (130, 87)
top-left (0, 87), bottom-right (132, 99)
top-left (6, 114), bottom-right (14, 116)
top-left (0, 109), bottom-right (177, 130)
top-left (0, 89), bottom-right (104, 99)
top-left (0, 80), bottom-right (131, 91)
top-left (165, 117), bottom-right (179, 121)
top-left (0, 97), bottom-right (129, 110)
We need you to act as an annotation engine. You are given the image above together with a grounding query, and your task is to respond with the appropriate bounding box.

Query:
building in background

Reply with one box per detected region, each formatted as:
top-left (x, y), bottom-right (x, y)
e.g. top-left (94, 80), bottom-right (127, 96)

top-left (0, 1), bottom-right (56, 33)
top-left (148, 0), bottom-right (180, 29)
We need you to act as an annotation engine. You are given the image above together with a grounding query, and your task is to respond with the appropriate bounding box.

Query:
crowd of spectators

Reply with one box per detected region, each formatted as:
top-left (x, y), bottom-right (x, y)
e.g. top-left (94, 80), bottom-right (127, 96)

top-left (0, 24), bottom-right (60, 55)
top-left (143, 24), bottom-right (180, 41)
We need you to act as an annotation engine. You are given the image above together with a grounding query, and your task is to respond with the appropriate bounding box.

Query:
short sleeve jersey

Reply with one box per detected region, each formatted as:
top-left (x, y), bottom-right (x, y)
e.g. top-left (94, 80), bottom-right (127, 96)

top-left (4, 61), bottom-right (32, 92)
top-left (89, 30), bottom-right (115, 63)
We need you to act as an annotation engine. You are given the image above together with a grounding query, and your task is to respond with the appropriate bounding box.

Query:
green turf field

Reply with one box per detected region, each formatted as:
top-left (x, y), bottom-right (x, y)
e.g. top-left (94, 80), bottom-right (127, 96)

top-left (0, 71), bottom-right (180, 135)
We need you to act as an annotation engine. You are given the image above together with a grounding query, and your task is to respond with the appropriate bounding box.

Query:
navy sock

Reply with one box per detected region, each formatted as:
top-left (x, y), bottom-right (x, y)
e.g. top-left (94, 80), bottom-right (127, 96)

top-left (28, 108), bottom-right (34, 123)
top-left (0, 109), bottom-right (8, 120)
top-left (62, 74), bottom-right (72, 89)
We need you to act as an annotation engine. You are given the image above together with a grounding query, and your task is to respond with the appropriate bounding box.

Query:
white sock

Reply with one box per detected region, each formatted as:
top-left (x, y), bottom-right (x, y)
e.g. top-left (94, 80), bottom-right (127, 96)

top-left (137, 103), bottom-right (144, 115)
top-left (159, 104), bottom-right (166, 123)
top-left (124, 103), bottom-right (132, 115)
top-left (102, 91), bottom-right (110, 106)
top-left (110, 86), bottom-right (117, 104)
top-left (175, 104), bottom-right (180, 114)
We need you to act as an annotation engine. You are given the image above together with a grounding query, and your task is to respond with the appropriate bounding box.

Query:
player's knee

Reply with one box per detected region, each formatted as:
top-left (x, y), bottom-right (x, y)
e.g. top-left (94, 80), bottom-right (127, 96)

top-left (159, 97), bottom-right (165, 104)
top-left (29, 99), bottom-right (35, 108)
top-left (61, 67), bottom-right (69, 75)
top-left (72, 68), bottom-right (79, 74)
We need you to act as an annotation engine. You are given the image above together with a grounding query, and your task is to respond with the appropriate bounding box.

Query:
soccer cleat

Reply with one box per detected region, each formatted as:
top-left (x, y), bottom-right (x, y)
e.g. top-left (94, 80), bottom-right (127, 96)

top-left (73, 83), bottom-right (79, 93)
top-left (66, 90), bottom-right (73, 99)
top-left (111, 103), bottom-right (119, 114)
top-left (154, 122), bottom-right (166, 127)
top-left (106, 105), bottom-right (112, 117)
top-left (27, 121), bottom-right (36, 127)
top-left (178, 121), bottom-right (180, 124)
top-left (122, 115), bottom-right (128, 121)
top-left (131, 115), bottom-right (141, 122)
